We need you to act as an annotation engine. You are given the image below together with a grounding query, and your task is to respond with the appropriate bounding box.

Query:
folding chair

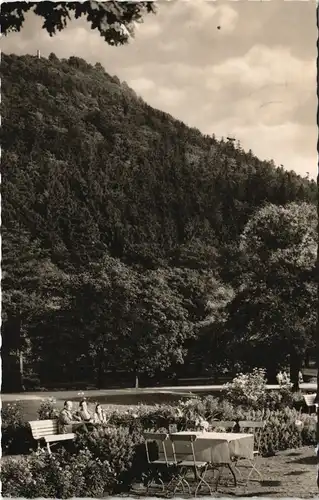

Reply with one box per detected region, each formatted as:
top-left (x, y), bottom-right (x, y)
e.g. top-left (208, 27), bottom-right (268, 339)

top-left (170, 433), bottom-right (213, 496)
top-left (303, 393), bottom-right (318, 414)
top-left (233, 420), bottom-right (265, 484)
top-left (144, 432), bottom-right (174, 493)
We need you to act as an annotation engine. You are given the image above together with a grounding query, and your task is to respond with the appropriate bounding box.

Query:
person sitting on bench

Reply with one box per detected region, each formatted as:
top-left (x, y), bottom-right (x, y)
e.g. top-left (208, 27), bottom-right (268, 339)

top-left (94, 403), bottom-right (108, 424)
top-left (76, 399), bottom-right (93, 422)
top-left (58, 400), bottom-right (88, 434)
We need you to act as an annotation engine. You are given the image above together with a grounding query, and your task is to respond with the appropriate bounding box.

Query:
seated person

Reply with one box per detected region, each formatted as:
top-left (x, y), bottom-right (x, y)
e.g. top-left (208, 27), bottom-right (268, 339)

top-left (76, 399), bottom-right (93, 422)
top-left (93, 403), bottom-right (108, 424)
top-left (58, 400), bottom-right (87, 434)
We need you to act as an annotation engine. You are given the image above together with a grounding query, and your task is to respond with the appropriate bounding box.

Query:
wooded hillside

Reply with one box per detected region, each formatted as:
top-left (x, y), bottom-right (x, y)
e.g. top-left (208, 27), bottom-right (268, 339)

top-left (2, 53), bottom-right (316, 390)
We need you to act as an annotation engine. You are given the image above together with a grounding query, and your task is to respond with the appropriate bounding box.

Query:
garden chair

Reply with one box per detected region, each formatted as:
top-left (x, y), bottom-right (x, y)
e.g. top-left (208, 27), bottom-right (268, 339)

top-left (233, 420), bottom-right (265, 484)
top-left (303, 393), bottom-right (318, 414)
top-left (143, 432), bottom-right (175, 493)
top-left (169, 433), bottom-right (212, 496)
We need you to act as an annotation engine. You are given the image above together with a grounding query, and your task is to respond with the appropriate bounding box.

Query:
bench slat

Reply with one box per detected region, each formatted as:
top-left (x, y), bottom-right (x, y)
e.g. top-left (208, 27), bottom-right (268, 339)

top-left (28, 419), bottom-right (75, 454)
top-left (29, 419), bottom-right (59, 439)
top-left (45, 433), bottom-right (75, 442)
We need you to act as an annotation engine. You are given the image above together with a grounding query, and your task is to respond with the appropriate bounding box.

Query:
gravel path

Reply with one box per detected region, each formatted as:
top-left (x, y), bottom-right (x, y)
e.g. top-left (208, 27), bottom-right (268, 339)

top-left (133, 446), bottom-right (318, 498)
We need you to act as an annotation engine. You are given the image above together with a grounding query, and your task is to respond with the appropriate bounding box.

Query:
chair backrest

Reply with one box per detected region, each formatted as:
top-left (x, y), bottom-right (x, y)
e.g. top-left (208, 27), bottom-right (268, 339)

top-left (170, 434), bottom-right (197, 443)
top-left (144, 432), bottom-right (168, 442)
top-left (211, 421), bottom-right (235, 431)
top-left (303, 394), bottom-right (317, 407)
top-left (143, 432), bottom-right (169, 464)
top-left (29, 420), bottom-right (59, 439)
top-left (169, 434), bottom-right (198, 465)
top-left (238, 421), bottom-right (265, 429)
top-left (238, 421), bottom-right (265, 452)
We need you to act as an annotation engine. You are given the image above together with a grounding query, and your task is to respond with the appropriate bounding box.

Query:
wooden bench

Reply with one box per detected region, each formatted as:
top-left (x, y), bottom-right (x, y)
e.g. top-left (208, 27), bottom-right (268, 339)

top-left (303, 393), bottom-right (318, 413)
top-left (29, 419), bottom-right (75, 454)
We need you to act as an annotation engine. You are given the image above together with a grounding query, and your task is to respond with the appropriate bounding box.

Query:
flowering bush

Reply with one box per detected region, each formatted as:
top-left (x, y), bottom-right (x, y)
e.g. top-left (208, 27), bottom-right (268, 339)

top-left (73, 424), bottom-right (145, 491)
top-left (1, 448), bottom-right (116, 498)
top-left (37, 398), bottom-right (59, 420)
top-left (223, 368), bottom-right (268, 408)
top-left (1, 402), bottom-right (34, 455)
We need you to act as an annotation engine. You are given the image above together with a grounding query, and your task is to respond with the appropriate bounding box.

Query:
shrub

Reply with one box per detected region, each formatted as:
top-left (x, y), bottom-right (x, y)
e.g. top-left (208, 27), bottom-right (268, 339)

top-left (37, 398), bottom-right (59, 420)
top-left (1, 402), bottom-right (34, 455)
top-left (233, 406), bottom-right (316, 456)
top-left (300, 414), bottom-right (316, 445)
top-left (223, 368), bottom-right (267, 408)
top-left (265, 387), bottom-right (305, 411)
top-left (1, 448), bottom-right (116, 498)
top-left (73, 425), bottom-right (145, 492)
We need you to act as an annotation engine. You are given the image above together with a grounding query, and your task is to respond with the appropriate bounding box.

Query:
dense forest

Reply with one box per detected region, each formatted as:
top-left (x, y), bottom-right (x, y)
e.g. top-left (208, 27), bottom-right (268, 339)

top-left (2, 53), bottom-right (317, 391)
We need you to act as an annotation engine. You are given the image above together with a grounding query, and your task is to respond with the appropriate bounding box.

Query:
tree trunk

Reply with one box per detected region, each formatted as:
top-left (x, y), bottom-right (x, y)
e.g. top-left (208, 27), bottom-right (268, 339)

top-left (19, 350), bottom-right (25, 391)
top-left (96, 355), bottom-right (104, 388)
top-left (290, 351), bottom-right (301, 392)
top-left (135, 373), bottom-right (139, 389)
top-left (304, 351), bottom-right (310, 368)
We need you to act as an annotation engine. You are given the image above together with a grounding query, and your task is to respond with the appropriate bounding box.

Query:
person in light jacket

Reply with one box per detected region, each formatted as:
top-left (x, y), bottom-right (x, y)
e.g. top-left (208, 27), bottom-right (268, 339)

top-left (58, 400), bottom-right (87, 434)
top-left (94, 403), bottom-right (108, 424)
top-left (76, 399), bottom-right (93, 422)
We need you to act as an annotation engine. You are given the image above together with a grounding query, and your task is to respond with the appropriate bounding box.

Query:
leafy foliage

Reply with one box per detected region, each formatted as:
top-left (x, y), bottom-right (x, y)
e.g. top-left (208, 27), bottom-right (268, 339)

top-left (1, 1), bottom-right (156, 44)
top-left (224, 203), bottom-right (316, 387)
top-left (1, 403), bottom-right (34, 455)
top-left (1, 448), bottom-right (116, 498)
top-left (223, 368), bottom-right (268, 408)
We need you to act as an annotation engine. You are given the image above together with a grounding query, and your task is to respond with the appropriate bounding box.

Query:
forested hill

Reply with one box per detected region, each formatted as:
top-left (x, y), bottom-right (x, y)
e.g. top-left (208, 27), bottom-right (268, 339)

top-left (2, 53), bottom-right (316, 273)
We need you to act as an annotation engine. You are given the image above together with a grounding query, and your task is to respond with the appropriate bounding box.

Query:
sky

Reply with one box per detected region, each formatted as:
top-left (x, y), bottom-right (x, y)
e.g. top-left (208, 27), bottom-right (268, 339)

top-left (2, 0), bottom-right (318, 179)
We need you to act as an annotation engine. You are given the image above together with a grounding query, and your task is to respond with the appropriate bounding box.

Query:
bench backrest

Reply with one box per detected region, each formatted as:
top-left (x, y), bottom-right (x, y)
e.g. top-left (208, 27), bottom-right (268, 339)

top-left (303, 394), bottom-right (316, 407)
top-left (29, 419), bottom-right (59, 439)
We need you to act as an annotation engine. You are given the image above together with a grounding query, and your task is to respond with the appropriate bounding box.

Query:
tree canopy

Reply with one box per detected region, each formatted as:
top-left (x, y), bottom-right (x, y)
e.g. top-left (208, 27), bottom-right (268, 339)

top-left (225, 202), bottom-right (317, 388)
top-left (1, 1), bottom-right (156, 44)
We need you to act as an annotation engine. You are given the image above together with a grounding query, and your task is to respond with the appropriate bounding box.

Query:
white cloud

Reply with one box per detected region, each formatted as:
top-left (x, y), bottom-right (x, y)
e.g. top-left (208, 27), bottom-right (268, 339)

top-left (129, 77), bottom-right (156, 93)
top-left (210, 45), bottom-right (316, 90)
top-left (156, 87), bottom-right (186, 107)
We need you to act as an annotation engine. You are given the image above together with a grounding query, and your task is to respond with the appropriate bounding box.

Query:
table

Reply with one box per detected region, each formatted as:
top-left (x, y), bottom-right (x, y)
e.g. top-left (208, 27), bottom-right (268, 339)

top-left (170, 431), bottom-right (254, 462)
top-left (169, 431), bottom-right (254, 487)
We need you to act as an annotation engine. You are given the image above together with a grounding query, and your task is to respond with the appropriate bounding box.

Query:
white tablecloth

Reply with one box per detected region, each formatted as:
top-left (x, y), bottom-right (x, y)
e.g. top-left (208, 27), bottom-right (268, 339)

top-left (168, 431), bottom-right (254, 464)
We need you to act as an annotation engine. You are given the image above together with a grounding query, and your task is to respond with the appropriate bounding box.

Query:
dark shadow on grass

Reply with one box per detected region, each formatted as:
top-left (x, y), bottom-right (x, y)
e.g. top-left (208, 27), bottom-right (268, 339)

top-left (259, 479), bottom-right (282, 486)
top-left (225, 491), bottom-right (282, 498)
top-left (284, 470), bottom-right (307, 476)
top-left (292, 456), bottom-right (317, 465)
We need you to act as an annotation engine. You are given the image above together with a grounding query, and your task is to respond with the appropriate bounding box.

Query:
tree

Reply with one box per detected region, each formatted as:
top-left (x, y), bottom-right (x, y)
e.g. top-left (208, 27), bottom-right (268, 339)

top-left (1, 1), bottom-right (156, 45)
top-left (2, 225), bottom-right (69, 391)
top-left (52, 259), bottom-right (195, 388)
top-left (225, 202), bottom-right (317, 389)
